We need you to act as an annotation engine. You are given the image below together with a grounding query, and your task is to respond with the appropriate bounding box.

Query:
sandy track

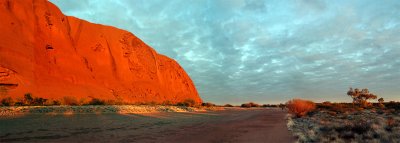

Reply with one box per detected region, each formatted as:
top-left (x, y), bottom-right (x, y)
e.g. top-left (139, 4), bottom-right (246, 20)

top-left (0, 108), bottom-right (295, 143)
top-left (158, 108), bottom-right (296, 143)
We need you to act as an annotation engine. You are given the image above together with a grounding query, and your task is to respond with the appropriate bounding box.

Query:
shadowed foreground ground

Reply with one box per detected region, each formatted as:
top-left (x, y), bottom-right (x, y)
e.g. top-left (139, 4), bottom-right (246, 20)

top-left (0, 108), bottom-right (295, 143)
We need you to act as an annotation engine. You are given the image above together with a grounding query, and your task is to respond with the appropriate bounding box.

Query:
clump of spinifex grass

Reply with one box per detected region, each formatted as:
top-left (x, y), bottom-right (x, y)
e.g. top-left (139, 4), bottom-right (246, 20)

top-left (286, 99), bottom-right (316, 117)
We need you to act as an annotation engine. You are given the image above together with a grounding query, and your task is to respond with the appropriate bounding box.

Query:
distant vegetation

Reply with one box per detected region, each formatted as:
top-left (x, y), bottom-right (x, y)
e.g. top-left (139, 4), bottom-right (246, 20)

top-left (62, 96), bottom-right (79, 106)
top-left (1, 93), bottom-right (57, 106)
top-left (286, 88), bottom-right (390, 118)
top-left (1, 97), bottom-right (13, 106)
top-left (201, 102), bottom-right (216, 107)
top-left (262, 104), bottom-right (278, 107)
top-left (241, 102), bottom-right (261, 108)
top-left (176, 99), bottom-right (196, 107)
top-left (224, 104), bottom-right (234, 107)
top-left (0, 94), bottom-right (202, 107)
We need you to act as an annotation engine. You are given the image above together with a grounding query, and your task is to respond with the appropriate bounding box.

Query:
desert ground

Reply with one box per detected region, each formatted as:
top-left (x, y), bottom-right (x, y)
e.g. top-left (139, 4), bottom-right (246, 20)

top-left (0, 107), bottom-right (295, 143)
top-left (286, 101), bottom-right (400, 143)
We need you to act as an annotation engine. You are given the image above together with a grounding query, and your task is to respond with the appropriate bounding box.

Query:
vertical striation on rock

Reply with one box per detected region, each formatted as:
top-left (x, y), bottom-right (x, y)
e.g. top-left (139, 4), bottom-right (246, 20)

top-left (0, 0), bottom-right (202, 104)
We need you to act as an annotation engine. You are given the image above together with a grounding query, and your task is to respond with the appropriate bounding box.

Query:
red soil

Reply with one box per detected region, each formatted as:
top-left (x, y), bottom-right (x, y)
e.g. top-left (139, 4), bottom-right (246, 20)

top-left (0, 0), bottom-right (201, 104)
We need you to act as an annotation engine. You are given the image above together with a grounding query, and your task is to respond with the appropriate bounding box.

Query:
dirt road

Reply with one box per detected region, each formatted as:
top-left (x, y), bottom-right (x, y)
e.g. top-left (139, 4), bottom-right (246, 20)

top-left (0, 108), bottom-right (295, 143)
top-left (159, 108), bottom-right (296, 143)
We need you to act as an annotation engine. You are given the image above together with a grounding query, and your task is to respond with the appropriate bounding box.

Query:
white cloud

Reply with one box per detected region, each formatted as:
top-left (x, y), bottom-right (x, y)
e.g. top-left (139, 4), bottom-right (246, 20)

top-left (51, 0), bottom-right (400, 104)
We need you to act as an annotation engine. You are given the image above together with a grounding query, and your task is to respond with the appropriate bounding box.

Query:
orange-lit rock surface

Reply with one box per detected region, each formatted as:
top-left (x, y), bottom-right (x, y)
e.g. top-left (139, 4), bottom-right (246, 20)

top-left (0, 0), bottom-right (202, 104)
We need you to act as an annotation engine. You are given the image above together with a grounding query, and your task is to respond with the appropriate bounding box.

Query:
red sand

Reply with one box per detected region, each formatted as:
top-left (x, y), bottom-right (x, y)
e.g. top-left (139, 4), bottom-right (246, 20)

top-left (0, 0), bottom-right (201, 104)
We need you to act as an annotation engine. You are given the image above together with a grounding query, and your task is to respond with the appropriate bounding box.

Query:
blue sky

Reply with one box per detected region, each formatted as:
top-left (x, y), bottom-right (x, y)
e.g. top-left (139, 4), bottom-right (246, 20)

top-left (51, 0), bottom-right (400, 104)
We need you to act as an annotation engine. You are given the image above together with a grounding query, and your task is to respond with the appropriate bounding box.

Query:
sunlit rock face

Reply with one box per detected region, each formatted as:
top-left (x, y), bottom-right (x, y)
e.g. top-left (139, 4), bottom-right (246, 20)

top-left (0, 0), bottom-right (202, 104)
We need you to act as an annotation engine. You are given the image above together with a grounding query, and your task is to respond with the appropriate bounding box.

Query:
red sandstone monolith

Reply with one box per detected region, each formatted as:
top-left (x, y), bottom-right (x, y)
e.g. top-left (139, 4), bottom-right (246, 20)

top-left (0, 0), bottom-right (202, 104)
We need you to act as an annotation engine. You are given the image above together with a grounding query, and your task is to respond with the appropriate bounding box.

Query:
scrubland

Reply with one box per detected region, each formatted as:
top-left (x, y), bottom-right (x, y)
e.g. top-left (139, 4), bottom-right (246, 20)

top-left (287, 100), bottom-right (400, 143)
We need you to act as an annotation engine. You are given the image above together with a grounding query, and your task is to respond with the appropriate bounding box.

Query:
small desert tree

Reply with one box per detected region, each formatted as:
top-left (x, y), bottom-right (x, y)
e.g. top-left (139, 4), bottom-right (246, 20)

top-left (378, 97), bottom-right (385, 108)
top-left (378, 98), bottom-right (384, 104)
top-left (347, 87), bottom-right (377, 107)
top-left (24, 93), bottom-right (34, 105)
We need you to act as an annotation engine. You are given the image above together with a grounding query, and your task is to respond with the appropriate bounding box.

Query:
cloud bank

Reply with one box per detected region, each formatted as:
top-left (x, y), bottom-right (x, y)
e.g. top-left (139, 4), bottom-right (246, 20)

top-left (51, 0), bottom-right (400, 104)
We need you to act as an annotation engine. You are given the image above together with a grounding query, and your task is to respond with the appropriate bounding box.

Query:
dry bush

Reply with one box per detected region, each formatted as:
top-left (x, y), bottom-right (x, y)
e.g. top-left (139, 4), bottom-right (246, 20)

top-left (386, 117), bottom-right (396, 131)
top-left (177, 99), bottom-right (196, 107)
top-left (24, 93), bottom-right (34, 105)
top-left (88, 98), bottom-right (106, 105)
top-left (162, 100), bottom-right (173, 106)
top-left (44, 99), bottom-right (61, 106)
top-left (0, 97), bottom-right (14, 106)
top-left (262, 104), bottom-right (278, 107)
top-left (52, 99), bottom-right (61, 105)
top-left (322, 101), bottom-right (332, 106)
top-left (241, 103), bottom-right (252, 108)
top-left (32, 97), bottom-right (47, 106)
top-left (14, 98), bottom-right (24, 106)
top-left (385, 101), bottom-right (400, 111)
top-left (331, 103), bottom-right (346, 113)
top-left (62, 96), bottom-right (79, 105)
top-left (241, 102), bottom-right (260, 108)
top-left (20, 93), bottom-right (50, 106)
top-left (106, 98), bottom-right (125, 105)
top-left (224, 104), bottom-right (234, 107)
top-left (202, 102), bottom-right (216, 107)
top-left (317, 102), bottom-right (360, 113)
top-left (147, 101), bottom-right (157, 105)
top-left (286, 99), bottom-right (316, 117)
top-left (250, 102), bottom-right (260, 107)
top-left (316, 101), bottom-right (332, 110)
top-left (104, 99), bottom-right (124, 105)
